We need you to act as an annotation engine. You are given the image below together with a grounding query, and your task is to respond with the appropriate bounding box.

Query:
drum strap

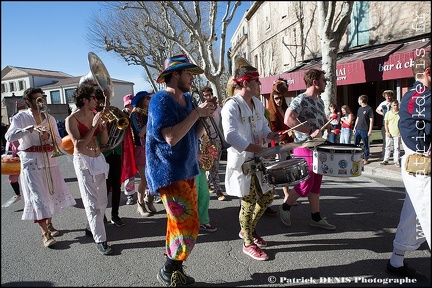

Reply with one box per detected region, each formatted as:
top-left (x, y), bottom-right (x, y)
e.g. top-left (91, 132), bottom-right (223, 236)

top-left (232, 95), bottom-right (260, 125)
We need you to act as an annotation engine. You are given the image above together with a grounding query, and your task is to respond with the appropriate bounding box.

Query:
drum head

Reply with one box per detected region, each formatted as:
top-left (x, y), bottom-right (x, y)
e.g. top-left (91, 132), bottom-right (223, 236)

top-left (265, 158), bottom-right (305, 170)
top-left (317, 145), bottom-right (363, 152)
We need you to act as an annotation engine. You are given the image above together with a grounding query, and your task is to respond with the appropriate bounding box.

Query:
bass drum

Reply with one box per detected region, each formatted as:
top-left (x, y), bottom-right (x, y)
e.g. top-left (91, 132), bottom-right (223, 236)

top-left (1, 156), bottom-right (21, 175)
top-left (61, 135), bottom-right (74, 155)
top-left (313, 144), bottom-right (363, 177)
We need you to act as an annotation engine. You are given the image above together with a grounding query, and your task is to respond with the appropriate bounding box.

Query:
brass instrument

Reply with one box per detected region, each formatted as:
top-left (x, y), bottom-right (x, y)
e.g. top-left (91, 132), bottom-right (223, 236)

top-left (80, 52), bottom-right (129, 152)
top-left (191, 89), bottom-right (231, 150)
top-left (35, 96), bottom-right (66, 195)
top-left (198, 131), bottom-right (218, 171)
top-left (226, 56), bottom-right (252, 97)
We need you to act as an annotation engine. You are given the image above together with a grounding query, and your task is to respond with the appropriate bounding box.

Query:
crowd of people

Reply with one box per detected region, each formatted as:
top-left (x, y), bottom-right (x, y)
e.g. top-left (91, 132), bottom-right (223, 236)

top-left (2, 51), bottom-right (429, 285)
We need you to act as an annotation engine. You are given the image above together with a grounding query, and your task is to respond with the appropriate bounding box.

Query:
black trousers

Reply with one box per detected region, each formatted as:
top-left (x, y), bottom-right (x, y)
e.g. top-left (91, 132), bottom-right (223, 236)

top-left (105, 152), bottom-right (122, 218)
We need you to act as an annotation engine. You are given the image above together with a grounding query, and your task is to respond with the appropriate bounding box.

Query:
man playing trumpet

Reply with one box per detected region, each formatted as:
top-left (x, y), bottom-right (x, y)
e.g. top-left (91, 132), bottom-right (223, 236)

top-left (6, 87), bottom-right (76, 248)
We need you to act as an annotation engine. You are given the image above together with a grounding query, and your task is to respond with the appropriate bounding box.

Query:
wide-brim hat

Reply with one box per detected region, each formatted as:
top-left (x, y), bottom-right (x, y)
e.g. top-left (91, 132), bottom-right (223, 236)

top-left (123, 94), bottom-right (133, 107)
top-left (132, 91), bottom-right (152, 107)
top-left (156, 54), bottom-right (204, 83)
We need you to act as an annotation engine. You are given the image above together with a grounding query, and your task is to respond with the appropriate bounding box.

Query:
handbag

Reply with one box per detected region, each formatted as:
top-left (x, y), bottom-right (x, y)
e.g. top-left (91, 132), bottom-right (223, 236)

top-left (405, 153), bottom-right (431, 176)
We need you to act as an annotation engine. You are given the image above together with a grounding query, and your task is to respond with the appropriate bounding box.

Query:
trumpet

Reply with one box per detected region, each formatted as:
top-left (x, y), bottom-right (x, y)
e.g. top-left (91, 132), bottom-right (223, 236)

top-left (35, 97), bottom-right (66, 195)
top-left (100, 107), bottom-right (129, 131)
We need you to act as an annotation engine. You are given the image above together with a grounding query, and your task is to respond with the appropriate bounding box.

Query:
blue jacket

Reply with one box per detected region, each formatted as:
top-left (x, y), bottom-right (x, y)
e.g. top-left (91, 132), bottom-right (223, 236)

top-left (145, 90), bottom-right (200, 194)
top-left (398, 81), bottom-right (431, 153)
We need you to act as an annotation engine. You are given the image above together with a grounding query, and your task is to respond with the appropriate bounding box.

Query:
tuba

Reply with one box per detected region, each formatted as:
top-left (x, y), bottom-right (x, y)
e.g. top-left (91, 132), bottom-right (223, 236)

top-left (79, 52), bottom-right (129, 152)
top-left (226, 56), bottom-right (252, 97)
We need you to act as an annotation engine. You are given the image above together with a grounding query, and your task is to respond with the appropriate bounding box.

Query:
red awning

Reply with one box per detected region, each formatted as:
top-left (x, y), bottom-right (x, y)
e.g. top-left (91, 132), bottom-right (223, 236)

top-left (260, 39), bottom-right (431, 94)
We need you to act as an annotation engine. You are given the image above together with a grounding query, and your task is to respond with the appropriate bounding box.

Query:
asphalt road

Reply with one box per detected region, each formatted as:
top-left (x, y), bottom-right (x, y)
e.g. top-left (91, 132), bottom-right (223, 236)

top-left (1, 155), bottom-right (430, 287)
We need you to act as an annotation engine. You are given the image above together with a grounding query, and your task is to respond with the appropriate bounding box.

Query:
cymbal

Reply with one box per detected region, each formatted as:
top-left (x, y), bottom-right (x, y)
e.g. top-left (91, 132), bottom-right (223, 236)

top-left (300, 138), bottom-right (326, 148)
top-left (255, 142), bottom-right (301, 157)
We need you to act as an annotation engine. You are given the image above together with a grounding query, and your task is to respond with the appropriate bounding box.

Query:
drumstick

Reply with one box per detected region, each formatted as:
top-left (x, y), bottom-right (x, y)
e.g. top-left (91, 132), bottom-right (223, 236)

top-left (280, 120), bottom-right (308, 135)
top-left (319, 114), bottom-right (338, 132)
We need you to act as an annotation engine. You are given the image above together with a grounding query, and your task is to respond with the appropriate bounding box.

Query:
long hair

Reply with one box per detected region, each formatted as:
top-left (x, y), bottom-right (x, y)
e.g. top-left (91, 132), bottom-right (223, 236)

top-left (341, 104), bottom-right (353, 115)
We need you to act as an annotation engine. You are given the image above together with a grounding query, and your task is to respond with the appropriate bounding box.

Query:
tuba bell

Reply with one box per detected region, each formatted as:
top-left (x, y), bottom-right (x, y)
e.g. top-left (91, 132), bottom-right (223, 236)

top-left (79, 52), bottom-right (129, 152)
top-left (226, 56), bottom-right (252, 97)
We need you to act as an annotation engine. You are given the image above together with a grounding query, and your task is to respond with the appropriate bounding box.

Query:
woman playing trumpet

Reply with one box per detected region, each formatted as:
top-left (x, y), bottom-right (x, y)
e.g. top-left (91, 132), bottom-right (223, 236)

top-left (5, 87), bottom-right (76, 248)
top-left (65, 83), bottom-right (112, 255)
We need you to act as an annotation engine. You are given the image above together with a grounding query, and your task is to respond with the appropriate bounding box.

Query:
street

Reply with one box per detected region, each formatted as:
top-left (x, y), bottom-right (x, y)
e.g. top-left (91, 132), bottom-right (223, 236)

top-left (1, 155), bottom-right (430, 287)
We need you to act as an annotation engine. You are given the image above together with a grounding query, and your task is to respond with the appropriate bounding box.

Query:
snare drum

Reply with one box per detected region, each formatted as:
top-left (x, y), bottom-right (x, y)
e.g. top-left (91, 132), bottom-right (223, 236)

top-left (312, 144), bottom-right (363, 177)
top-left (264, 158), bottom-right (309, 187)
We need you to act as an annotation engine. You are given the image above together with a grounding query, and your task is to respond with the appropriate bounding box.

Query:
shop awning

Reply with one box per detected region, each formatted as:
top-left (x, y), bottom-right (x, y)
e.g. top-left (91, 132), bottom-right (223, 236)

top-left (260, 39), bottom-right (431, 94)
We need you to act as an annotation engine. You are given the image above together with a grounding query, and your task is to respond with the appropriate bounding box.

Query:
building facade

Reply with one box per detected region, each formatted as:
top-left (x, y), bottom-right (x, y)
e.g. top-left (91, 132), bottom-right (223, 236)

top-left (1, 66), bottom-right (134, 124)
top-left (229, 1), bottom-right (431, 128)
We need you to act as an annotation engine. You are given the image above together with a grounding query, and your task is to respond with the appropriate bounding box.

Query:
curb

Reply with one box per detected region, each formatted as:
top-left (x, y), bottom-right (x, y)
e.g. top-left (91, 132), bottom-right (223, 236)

top-left (362, 165), bottom-right (402, 180)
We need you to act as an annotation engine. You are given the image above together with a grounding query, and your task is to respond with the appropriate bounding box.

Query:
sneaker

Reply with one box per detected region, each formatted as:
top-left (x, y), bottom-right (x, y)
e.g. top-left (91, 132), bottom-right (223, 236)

top-left (386, 261), bottom-right (428, 280)
top-left (363, 159), bottom-right (369, 165)
top-left (110, 216), bottom-right (125, 227)
top-left (310, 218), bottom-right (336, 230)
top-left (200, 223), bottom-right (218, 232)
top-left (137, 202), bottom-right (151, 217)
top-left (243, 243), bottom-right (268, 261)
top-left (380, 160), bottom-right (389, 165)
top-left (42, 232), bottom-right (56, 247)
top-left (394, 162), bottom-right (400, 167)
top-left (145, 195), bottom-right (157, 213)
top-left (264, 206), bottom-right (277, 217)
top-left (157, 266), bottom-right (195, 287)
top-left (154, 196), bottom-right (162, 203)
top-left (279, 205), bottom-right (291, 226)
top-left (239, 231), bottom-right (267, 247)
top-left (47, 223), bottom-right (60, 237)
top-left (2, 195), bottom-right (21, 208)
top-left (126, 195), bottom-right (135, 205)
top-left (96, 241), bottom-right (113, 255)
top-left (216, 192), bottom-right (226, 201)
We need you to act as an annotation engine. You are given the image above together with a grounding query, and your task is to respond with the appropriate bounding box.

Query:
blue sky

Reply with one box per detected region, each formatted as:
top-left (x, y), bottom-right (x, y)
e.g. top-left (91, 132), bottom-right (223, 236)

top-left (1, 1), bottom-right (249, 93)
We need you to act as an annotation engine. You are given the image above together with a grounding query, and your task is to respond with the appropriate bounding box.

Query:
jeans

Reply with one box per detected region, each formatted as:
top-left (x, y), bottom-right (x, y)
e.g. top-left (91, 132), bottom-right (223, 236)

top-left (340, 127), bottom-right (352, 144)
top-left (327, 124), bottom-right (340, 143)
top-left (354, 129), bottom-right (370, 160)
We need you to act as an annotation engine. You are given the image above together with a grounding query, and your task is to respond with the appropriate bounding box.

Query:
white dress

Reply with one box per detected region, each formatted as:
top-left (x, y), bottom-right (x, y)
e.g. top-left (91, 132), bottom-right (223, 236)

top-left (5, 109), bottom-right (76, 220)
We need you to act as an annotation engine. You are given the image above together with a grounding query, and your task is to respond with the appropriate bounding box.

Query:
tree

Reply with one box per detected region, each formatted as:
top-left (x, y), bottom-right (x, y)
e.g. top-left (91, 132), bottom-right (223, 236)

top-left (87, 1), bottom-right (242, 102)
top-left (317, 1), bottom-right (354, 109)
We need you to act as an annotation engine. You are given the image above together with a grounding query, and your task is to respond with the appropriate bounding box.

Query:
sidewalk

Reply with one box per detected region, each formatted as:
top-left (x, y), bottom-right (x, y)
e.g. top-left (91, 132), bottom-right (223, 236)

top-left (362, 141), bottom-right (404, 180)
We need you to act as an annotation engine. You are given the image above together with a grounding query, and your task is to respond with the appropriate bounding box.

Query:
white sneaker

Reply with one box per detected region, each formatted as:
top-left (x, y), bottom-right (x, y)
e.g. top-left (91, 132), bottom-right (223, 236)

top-left (2, 195), bottom-right (21, 208)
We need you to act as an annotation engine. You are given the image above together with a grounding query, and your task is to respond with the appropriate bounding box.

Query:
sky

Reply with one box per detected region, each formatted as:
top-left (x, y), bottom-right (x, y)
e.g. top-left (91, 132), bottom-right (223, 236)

top-left (1, 1), bottom-right (249, 94)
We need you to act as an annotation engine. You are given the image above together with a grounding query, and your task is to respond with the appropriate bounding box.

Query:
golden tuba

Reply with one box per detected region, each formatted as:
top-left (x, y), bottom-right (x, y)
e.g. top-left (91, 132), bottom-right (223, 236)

top-left (226, 56), bottom-right (252, 97)
top-left (80, 52), bottom-right (129, 152)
